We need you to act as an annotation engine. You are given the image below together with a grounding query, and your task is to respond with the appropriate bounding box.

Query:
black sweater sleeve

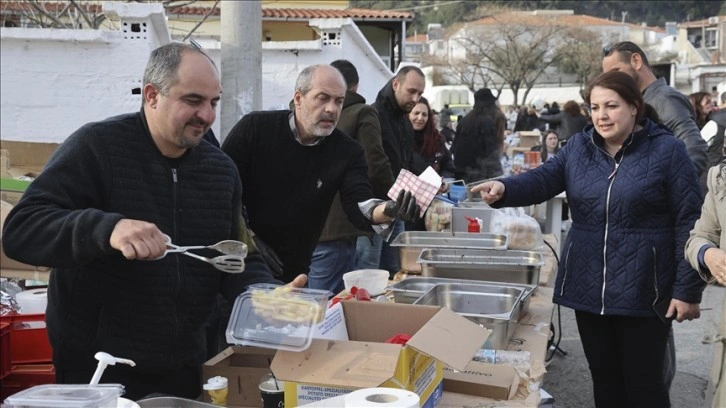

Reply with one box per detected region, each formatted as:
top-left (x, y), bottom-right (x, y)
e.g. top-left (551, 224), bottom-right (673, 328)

top-left (3, 125), bottom-right (124, 268)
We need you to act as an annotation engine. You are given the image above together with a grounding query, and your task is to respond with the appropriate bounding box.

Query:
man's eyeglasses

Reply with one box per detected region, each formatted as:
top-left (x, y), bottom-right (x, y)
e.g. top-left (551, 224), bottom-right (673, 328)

top-left (602, 43), bottom-right (641, 57)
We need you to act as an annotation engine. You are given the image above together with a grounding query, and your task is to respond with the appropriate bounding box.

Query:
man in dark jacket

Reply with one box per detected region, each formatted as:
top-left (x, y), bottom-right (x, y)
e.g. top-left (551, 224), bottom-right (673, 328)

top-left (603, 40), bottom-right (710, 392)
top-left (1, 43), bottom-right (306, 400)
top-left (355, 66), bottom-right (425, 274)
top-left (222, 64), bottom-right (418, 285)
top-left (308, 60), bottom-right (395, 293)
top-left (603, 41), bottom-right (708, 175)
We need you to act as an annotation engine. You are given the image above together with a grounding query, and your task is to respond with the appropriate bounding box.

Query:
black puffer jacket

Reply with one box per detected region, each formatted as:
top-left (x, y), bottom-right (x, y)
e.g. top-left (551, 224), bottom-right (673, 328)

top-left (2, 111), bottom-right (277, 373)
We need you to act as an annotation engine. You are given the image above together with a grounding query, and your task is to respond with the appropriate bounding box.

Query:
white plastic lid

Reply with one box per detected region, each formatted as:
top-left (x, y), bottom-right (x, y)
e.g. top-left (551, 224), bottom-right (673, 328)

top-left (225, 286), bottom-right (328, 352)
top-left (203, 376), bottom-right (228, 390)
top-left (4, 384), bottom-right (124, 407)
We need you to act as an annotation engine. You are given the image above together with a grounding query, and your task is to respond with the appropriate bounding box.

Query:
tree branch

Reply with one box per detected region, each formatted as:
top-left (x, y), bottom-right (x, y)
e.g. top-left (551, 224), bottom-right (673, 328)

top-left (182, 0), bottom-right (219, 42)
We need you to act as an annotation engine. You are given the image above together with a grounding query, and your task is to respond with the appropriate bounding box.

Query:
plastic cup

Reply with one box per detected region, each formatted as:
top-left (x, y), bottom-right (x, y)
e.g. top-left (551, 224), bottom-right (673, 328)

top-left (259, 374), bottom-right (284, 408)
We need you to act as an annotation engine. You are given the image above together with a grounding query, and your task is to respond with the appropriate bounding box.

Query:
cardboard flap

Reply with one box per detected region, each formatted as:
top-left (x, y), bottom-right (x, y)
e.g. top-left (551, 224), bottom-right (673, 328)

top-left (271, 339), bottom-right (401, 388)
top-left (407, 307), bottom-right (491, 371)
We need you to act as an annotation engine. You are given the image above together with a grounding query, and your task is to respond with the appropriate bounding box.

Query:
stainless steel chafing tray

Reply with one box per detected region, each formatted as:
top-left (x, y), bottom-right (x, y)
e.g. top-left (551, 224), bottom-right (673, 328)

top-left (413, 282), bottom-right (523, 349)
top-left (417, 248), bottom-right (543, 286)
top-left (387, 276), bottom-right (535, 320)
top-left (391, 231), bottom-right (508, 273)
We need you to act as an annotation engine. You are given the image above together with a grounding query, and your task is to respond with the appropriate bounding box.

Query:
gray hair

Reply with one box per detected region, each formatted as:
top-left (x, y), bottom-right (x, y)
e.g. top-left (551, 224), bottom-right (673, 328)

top-left (295, 64), bottom-right (344, 96)
top-left (142, 42), bottom-right (217, 98)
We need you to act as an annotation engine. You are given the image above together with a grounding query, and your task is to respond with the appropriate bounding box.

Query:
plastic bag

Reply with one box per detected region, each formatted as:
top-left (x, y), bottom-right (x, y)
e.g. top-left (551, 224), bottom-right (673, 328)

top-left (489, 207), bottom-right (544, 250)
top-left (425, 196), bottom-right (454, 232)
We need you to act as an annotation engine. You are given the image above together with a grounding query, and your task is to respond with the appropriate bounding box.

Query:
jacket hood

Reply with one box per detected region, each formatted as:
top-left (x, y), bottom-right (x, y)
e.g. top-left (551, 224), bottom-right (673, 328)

top-left (375, 78), bottom-right (404, 114)
top-left (343, 90), bottom-right (366, 109)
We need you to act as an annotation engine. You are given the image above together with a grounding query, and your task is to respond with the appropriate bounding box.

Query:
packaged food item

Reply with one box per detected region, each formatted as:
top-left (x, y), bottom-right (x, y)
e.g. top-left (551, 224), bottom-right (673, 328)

top-left (225, 284), bottom-right (332, 351)
top-left (490, 207), bottom-right (544, 250)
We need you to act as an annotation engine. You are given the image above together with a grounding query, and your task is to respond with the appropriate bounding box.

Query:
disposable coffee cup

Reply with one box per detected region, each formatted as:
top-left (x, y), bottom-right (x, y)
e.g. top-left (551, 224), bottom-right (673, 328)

top-left (259, 376), bottom-right (284, 408)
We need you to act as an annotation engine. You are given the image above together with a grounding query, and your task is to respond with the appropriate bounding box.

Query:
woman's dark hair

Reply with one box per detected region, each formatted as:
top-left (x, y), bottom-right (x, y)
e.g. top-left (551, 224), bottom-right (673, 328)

top-left (540, 130), bottom-right (560, 161)
top-left (563, 100), bottom-right (581, 117)
top-left (412, 97), bottom-right (445, 158)
top-left (585, 71), bottom-right (645, 124)
top-left (688, 91), bottom-right (711, 128)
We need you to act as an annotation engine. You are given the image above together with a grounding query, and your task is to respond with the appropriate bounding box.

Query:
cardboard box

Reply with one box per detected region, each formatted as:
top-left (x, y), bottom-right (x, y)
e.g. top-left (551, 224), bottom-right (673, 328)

top-left (440, 287), bottom-right (554, 402)
top-left (0, 141), bottom-right (58, 205)
top-left (517, 131), bottom-right (541, 149)
top-left (443, 360), bottom-right (519, 400)
top-left (270, 300), bottom-right (491, 407)
top-left (0, 141), bottom-right (58, 178)
top-left (202, 346), bottom-right (277, 408)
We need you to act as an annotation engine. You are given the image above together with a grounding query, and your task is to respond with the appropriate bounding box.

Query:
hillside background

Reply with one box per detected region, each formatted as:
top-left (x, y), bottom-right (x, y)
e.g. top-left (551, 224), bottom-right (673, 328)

top-left (351, 0), bottom-right (726, 33)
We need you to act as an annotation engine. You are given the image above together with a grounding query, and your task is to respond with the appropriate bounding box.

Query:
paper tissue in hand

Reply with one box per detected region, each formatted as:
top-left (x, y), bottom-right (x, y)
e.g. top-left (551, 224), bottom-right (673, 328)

top-left (388, 167), bottom-right (442, 217)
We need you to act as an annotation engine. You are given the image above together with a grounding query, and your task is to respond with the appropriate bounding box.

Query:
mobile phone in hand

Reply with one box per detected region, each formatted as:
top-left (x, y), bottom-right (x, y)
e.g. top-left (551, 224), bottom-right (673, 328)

top-left (653, 297), bottom-right (674, 324)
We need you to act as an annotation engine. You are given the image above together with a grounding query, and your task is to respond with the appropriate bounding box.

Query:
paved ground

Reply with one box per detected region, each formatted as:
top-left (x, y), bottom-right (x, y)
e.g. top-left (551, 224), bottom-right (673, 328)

top-left (541, 283), bottom-right (725, 407)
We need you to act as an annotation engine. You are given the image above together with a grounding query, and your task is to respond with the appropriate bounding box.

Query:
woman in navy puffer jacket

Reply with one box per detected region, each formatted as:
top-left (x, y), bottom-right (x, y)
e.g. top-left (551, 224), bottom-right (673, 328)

top-left (472, 71), bottom-right (705, 408)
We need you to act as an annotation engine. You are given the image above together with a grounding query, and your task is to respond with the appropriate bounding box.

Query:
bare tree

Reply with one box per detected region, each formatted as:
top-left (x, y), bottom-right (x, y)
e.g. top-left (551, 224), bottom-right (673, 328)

top-left (1, 0), bottom-right (213, 39)
top-left (451, 13), bottom-right (568, 106)
top-left (1, 1), bottom-right (106, 29)
top-left (553, 27), bottom-right (604, 91)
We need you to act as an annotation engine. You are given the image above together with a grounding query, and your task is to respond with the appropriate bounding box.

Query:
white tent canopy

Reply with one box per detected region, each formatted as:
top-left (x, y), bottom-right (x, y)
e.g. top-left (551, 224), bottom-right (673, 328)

top-left (496, 86), bottom-right (584, 108)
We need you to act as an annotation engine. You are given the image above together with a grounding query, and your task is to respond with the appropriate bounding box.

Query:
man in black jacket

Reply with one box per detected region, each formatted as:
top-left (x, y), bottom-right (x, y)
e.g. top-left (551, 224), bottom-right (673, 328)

top-left (356, 66), bottom-right (425, 275)
top-left (2, 43), bottom-right (306, 400)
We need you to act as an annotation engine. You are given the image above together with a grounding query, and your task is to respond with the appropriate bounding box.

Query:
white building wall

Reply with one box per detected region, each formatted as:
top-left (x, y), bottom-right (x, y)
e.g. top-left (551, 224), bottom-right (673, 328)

top-left (1, 9), bottom-right (392, 144)
top-left (0, 2), bottom-right (169, 144)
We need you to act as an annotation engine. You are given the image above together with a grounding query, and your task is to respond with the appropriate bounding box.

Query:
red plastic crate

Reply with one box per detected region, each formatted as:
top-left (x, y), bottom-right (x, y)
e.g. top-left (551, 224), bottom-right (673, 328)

top-left (0, 363), bottom-right (55, 401)
top-left (0, 313), bottom-right (52, 365)
top-left (1, 322), bottom-right (10, 379)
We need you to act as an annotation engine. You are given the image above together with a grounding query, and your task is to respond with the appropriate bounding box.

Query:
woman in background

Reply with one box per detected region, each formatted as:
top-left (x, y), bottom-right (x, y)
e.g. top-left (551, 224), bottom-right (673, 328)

top-left (538, 100), bottom-right (589, 143)
top-left (407, 97), bottom-right (455, 231)
top-left (472, 71), bottom-right (705, 407)
top-left (453, 88), bottom-right (506, 183)
top-left (532, 130), bottom-right (560, 162)
top-left (689, 91), bottom-right (714, 129)
top-left (408, 97), bottom-right (455, 178)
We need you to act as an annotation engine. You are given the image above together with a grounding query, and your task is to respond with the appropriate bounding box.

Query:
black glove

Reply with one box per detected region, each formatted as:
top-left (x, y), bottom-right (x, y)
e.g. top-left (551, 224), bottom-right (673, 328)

top-left (383, 190), bottom-right (420, 223)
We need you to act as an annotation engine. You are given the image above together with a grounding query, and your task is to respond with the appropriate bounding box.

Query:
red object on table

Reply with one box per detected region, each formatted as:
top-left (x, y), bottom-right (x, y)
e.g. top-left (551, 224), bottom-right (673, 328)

top-left (385, 334), bottom-right (411, 345)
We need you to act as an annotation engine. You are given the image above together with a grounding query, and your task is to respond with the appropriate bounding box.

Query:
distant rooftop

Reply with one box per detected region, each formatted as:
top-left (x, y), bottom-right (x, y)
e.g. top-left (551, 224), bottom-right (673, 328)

top-left (166, 6), bottom-right (414, 22)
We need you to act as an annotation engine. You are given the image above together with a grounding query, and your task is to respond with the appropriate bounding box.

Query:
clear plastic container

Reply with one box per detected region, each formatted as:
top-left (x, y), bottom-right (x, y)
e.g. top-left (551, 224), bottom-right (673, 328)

top-left (225, 284), bottom-right (332, 351)
top-left (4, 384), bottom-right (125, 407)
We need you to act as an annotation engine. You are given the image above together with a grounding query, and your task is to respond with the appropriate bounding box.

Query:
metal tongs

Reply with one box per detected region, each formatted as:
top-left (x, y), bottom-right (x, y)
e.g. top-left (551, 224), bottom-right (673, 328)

top-left (157, 234), bottom-right (247, 273)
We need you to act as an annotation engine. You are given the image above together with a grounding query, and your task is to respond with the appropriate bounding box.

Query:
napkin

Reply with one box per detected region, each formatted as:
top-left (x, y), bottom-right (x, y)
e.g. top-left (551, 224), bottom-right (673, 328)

top-left (387, 167), bottom-right (442, 217)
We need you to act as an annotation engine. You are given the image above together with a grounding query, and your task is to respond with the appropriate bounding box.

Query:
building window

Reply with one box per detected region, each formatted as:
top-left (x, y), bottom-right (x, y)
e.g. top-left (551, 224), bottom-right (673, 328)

top-left (704, 28), bottom-right (717, 49)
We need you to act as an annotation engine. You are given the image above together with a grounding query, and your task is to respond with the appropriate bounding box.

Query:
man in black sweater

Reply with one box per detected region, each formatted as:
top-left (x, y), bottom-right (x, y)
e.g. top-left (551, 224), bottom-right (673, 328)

top-left (2, 43), bottom-right (306, 400)
top-left (222, 64), bottom-right (418, 284)
top-left (307, 60), bottom-right (395, 293)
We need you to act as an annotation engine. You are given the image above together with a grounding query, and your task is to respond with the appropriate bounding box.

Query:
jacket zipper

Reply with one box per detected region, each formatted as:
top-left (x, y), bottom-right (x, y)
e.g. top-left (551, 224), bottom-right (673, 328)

top-left (559, 242), bottom-right (573, 296)
top-left (599, 145), bottom-right (628, 315)
top-left (171, 168), bottom-right (180, 358)
top-left (651, 247), bottom-right (659, 305)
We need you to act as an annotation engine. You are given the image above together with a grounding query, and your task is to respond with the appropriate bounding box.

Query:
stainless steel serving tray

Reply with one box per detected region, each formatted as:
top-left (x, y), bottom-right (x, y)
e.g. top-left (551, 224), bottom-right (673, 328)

top-left (391, 231), bottom-right (508, 273)
top-left (413, 282), bottom-right (523, 349)
top-left (417, 248), bottom-right (544, 286)
top-left (387, 276), bottom-right (536, 320)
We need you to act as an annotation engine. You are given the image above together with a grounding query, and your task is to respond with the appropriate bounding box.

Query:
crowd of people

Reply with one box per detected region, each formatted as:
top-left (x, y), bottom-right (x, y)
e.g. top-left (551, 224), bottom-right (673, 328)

top-left (2, 39), bottom-right (724, 407)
